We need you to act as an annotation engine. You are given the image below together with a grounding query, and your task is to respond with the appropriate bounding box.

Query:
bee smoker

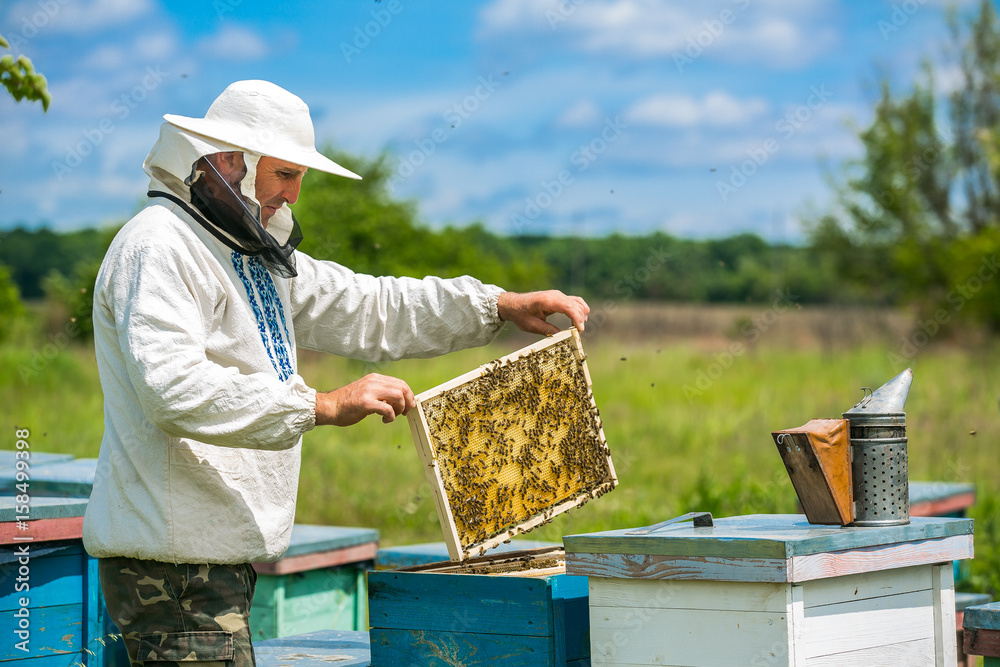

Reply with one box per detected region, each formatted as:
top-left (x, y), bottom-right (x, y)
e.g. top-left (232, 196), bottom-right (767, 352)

top-left (842, 369), bottom-right (913, 526)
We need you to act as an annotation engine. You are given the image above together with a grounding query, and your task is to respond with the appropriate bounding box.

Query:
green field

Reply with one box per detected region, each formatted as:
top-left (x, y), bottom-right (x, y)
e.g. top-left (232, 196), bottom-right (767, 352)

top-left (2, 303), bottom-right (998, 596)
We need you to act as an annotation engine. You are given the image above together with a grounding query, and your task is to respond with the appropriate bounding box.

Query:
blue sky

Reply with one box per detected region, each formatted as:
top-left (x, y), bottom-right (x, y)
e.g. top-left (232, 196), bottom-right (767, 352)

top-left (0, 0), bottom-right (985, 242)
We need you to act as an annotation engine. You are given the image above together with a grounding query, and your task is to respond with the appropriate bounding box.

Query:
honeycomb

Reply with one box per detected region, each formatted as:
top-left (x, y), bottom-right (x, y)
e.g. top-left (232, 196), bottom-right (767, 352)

top-left (409, 329), bottom-right (616, 560)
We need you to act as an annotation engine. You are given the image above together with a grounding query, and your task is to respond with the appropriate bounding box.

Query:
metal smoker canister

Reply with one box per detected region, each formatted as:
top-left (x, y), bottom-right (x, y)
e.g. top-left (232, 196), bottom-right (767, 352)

top-left (842, 370), bottom-right (913, 527)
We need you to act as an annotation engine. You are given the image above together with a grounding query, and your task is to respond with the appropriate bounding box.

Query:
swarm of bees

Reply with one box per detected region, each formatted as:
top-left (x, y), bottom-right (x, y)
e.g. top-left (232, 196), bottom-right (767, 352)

top-left (417, 331), bottom-right (616, 554)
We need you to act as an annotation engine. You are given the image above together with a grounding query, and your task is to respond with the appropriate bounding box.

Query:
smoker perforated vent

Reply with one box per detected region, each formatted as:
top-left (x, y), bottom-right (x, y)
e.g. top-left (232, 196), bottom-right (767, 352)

top-left (851, 438), bottom-right (910, 526)
top-left (407, 329), bottom-right (617, 561)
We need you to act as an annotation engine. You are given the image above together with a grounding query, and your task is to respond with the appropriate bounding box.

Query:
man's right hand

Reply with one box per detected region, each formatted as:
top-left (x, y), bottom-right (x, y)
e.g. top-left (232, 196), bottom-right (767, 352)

top-left (315, 373), bottom-right (416, 426)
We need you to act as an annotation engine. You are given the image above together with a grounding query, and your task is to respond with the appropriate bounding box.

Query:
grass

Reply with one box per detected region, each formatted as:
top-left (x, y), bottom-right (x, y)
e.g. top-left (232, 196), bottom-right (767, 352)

top-left (2, 303), bottom-right (998, 596)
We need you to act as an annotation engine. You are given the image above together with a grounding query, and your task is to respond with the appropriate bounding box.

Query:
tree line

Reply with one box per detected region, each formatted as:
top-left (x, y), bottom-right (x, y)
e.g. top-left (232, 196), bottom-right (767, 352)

top-left (4, 1), bottom-right (1000, 342)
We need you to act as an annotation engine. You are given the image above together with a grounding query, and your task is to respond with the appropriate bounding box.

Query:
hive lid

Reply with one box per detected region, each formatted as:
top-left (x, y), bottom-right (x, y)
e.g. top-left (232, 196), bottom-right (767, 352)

top-left (564, 514), bottom-right (973, 560)
top-left (407, 328), bottom-right (617, 562)
top-left (843, 368), bottom-right (913, 416)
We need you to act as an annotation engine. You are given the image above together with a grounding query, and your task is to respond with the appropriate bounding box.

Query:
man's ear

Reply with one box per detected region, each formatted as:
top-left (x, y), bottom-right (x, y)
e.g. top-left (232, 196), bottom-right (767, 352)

top-left (210, 151), bottom-right (247, 184)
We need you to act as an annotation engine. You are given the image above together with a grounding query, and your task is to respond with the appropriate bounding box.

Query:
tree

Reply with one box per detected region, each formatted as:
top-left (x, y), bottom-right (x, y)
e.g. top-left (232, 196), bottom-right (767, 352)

top-left (0, 34), bottom-right (50, 111)
top-left (810, 0), bottom-right (1000, 327)
top-left (293, 148), bottom-right (551, 292)
top-left (0, 263), bottom-right (25, 343)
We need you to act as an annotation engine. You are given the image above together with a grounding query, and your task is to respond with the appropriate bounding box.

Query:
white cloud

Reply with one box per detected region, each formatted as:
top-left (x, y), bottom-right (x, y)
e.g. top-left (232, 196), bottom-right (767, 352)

top-left (82, 32), bottom-right (176, 70)
top-left (625, 91), bottom-right (768, 127)
top-left (478, 0), bottom-right (838, 68)
top-left (197, 25), bottom-right (268, 62)
top-left (557, 99), bottom-right (602, 128)
top-left (83, 45), bottom-right (126, 70)
top-left (5, 0), bottom-right (153, 36)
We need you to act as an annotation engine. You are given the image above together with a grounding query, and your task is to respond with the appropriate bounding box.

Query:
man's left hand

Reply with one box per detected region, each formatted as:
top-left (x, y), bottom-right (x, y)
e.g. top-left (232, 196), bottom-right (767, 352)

top-left (497, 290), bottom-right (590, 336)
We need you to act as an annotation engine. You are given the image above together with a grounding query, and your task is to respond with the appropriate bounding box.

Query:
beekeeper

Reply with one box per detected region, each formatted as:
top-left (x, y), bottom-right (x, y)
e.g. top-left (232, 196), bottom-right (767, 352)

top-left (83, 79), bottom-right (589, 666)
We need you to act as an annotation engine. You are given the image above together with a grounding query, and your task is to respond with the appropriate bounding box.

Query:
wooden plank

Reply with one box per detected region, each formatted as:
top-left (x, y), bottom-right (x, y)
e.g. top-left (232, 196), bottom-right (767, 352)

top-left (0, 603), bottom-right (82, 660)
top-left (0, 654), bottom-right (97, 667)
top-left (564, 515), bottom-right (974, 561)
top-left (0, 550), bottom-right (83, 612)
top-left (787, 534), bottom-right (973, 583)
top-left (910, 492), bottom-right (976, 518)
top-left (559, 592), bottom-right (590, 662)
top-left (376, 540), bottom-right (560, 569)
top-left (253, 542), bottom-right (377, 575)
top-left (413, 330), bottom-right (575, 402)
top-left (254, 629), bottom-right (370, 667)
top-left (279, 525), bottom-right (379, 558)
top-left (368, 571), bottom-right (554, 637)
top-left (933, 563), bottom-right (958, 665)
top-left (801, 565), bottom-right (932, 608)
top-left (788, 581), bottom-right (805, 667)
top-left (28, 459), bottom-right (98, 497)
top-left (588, 577), bottom-right (788, 613)
top-left (588, 606), bottom-right (788, 666)
top-left (800, 589), bottom-right (935, 657)
top-left (407, 401), bottom-right (464, 562)
top-left (0, 497), bottom-right (88, 523)
top-left (566, 551), bottom-right (791, 583)
top-left (83, 552), bottom-right (106, 667)
top-left (0, 517), bottom-right (84, 544)
top-left (964, 601), bottom-right (1000, 631)
top-left (806, 638), bottom-right (936, 666)
top-left (967, 628), bottom-right (1000, 659)
top-left (370, 628), bottom-right (554, 666)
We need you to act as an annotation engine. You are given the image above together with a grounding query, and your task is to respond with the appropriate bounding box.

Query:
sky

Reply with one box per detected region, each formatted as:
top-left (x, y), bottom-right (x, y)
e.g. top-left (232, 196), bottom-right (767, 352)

top-left (0, 0), bottom-right (987, 243)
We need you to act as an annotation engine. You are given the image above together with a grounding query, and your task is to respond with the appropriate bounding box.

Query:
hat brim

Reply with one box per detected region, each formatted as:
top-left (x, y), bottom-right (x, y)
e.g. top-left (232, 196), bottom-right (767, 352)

top-left (163, 114), bottom-right (362, 180)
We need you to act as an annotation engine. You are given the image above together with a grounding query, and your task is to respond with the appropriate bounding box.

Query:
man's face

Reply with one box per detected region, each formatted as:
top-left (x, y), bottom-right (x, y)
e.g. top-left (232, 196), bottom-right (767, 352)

top-left (255, 156), bottom-right (308, 227)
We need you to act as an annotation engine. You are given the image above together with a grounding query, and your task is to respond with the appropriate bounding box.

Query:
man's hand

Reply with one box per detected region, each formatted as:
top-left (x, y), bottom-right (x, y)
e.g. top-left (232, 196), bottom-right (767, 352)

top-left (315, 373), bottom-right (416, 426)
top-left (497, 290), bottom-right (590, 336)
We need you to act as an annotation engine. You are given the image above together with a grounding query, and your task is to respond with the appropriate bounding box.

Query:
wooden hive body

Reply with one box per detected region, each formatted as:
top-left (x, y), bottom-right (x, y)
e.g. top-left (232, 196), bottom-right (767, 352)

top-left (407, 328), bottom-right (617, 561)
top-left (368, 548), bottom-right (590, 667)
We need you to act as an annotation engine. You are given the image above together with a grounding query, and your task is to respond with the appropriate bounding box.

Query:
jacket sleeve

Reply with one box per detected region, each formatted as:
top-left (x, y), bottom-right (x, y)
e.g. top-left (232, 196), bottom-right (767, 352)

top-left (288, 251), bottom-right (506, 362)
top-left (101, 236), bottom-right (316, 450)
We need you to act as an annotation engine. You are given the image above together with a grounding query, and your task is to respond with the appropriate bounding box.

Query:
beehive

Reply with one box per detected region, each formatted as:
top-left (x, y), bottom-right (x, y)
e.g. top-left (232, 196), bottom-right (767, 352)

top-left (407, 328), bottom-right (616, 561)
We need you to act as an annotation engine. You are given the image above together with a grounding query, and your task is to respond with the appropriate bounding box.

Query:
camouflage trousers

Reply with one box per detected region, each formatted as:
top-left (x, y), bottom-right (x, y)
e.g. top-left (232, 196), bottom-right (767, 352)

top-left (98, 557), bottom-right (257, 667)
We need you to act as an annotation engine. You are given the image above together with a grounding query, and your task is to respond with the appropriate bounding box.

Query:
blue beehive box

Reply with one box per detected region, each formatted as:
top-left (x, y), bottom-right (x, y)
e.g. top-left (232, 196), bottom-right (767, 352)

top-left (0, 457), bottom-right (97, 498)
top-left (0, 496), bottom-right (126, 667)
top-left (368, 546), bottom-right (589, 667)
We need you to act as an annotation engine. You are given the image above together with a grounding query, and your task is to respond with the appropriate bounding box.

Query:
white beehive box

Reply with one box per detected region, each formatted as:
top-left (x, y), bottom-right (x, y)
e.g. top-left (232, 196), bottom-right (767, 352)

top-left (407, 328), bottom-right (617, 561)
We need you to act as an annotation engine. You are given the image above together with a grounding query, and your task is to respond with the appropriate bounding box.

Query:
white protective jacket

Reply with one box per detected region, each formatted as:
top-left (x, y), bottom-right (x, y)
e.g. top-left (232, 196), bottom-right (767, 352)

top-left (82, 126), bottom-right (504, 564)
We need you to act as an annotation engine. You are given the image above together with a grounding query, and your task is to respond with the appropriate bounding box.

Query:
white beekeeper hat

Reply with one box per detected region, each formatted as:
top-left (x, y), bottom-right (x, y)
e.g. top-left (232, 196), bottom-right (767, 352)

top-left (163, 79), bottom-right (361, 180)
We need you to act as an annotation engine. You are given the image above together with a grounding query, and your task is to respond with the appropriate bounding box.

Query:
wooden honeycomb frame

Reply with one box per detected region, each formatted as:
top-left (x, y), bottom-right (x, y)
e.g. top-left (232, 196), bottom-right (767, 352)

top-left (407, 328), bottom-right (617, 561)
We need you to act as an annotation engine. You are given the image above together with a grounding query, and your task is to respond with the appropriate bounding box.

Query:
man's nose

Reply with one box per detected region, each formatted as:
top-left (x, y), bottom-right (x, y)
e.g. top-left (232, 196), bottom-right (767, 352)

top-left (283, 178), bottom-right (303, 205)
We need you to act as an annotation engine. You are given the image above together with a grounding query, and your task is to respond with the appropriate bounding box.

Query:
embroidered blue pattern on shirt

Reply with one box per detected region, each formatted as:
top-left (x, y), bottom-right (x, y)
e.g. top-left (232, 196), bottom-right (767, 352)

top-left (247, 256), bottom-right (294, 379)
top-left (231, 250), bottom-right (291, 380)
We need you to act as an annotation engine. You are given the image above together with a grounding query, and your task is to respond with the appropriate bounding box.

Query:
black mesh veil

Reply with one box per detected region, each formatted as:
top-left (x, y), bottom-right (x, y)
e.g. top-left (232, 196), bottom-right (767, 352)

top-left (149, 151), bottom-right (302, 278)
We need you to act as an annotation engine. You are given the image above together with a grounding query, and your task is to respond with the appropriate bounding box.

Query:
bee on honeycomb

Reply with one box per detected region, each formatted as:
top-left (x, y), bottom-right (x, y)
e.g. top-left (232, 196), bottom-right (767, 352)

top-left (409, 329), bottom-right (617, 560)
